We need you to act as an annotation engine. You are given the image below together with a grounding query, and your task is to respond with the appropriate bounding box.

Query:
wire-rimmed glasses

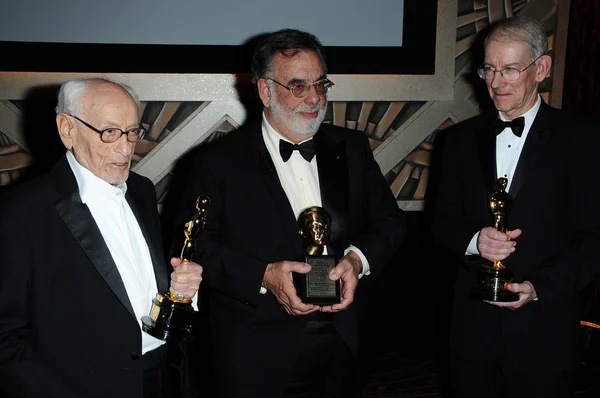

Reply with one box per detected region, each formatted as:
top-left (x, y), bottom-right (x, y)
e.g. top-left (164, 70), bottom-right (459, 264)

top-left (477, 54), bottom-right (544, 82)
top-left (267, 78), bottom-right (335, 98)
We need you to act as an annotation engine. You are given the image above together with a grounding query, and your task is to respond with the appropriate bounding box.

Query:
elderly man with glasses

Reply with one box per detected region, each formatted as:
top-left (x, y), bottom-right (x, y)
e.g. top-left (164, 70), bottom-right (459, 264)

top-left (432, 15), bottom-right (600, 398)
top-left (174, 28), bottom-right (406, 398)
top-left (0, 77), bottom-right (203, 398)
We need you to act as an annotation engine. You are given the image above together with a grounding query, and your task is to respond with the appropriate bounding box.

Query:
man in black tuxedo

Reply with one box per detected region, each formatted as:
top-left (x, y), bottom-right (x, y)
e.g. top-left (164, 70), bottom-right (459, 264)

top-left (0, 78), bottom-right (203, 398)
top-left (178, 29), bottom-right (406, 398)
top-left (432, 16), bottom-right (600, 398)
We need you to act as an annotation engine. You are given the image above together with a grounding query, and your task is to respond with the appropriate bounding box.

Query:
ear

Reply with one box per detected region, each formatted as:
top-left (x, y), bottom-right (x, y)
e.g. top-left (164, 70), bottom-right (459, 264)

top-left (56, 113), bottom-right (76, 150)
top-left (257, 78), bottom-right (271, 108)
top-left (535, 54), bottom-right (552, 83)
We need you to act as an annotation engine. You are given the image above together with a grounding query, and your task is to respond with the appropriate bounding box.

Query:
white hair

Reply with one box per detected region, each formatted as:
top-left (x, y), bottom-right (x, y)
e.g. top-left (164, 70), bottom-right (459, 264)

top-left (55, 77), bottom-right (140, 116)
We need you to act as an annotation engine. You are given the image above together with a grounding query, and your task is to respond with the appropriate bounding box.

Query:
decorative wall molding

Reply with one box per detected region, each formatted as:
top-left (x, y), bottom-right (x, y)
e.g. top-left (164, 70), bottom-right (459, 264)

top-left (0, 0), bottom-right (566, 212)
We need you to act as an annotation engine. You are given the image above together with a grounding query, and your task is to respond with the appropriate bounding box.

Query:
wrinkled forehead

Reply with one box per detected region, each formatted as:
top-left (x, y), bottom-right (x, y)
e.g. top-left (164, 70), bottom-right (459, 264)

top-left (82, 82), bottom-right (138, 116)
top-left (484, 38), bottom-right (531, 61)
top-left (272, 50), bottom-right (325, 79)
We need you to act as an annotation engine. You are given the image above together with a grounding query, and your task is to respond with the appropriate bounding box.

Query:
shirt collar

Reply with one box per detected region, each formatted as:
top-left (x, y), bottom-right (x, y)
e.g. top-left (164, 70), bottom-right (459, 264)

top-left (65, 150), bottom-right (127, 204)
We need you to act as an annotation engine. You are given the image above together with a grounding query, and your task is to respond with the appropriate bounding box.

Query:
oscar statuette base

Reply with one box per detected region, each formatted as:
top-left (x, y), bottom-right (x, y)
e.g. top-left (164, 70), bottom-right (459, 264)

top-left (141, 292), bottom-right (196, 343)
top-left (470, 262), bottom-right (519, 303)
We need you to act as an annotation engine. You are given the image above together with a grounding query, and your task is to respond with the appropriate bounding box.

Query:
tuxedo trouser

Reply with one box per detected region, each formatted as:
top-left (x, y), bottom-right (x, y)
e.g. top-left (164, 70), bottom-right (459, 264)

top-left (142, 345), bottom-right (166, 398)
top-left (450, 354), bottom-right (575, 398)
top-left (282, 312), bottom-right (357, 398)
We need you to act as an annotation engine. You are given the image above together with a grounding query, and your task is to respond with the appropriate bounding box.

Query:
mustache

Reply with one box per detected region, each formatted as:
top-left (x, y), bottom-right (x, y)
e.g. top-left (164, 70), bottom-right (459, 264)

top-left (294, 104), bottom-right (325, 113)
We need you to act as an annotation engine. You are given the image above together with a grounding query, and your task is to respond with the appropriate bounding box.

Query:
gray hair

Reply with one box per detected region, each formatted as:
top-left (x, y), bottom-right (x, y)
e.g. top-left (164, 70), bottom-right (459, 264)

top-left (485, 15), bottom-right (548, 62)
top-left (251, 28), bottom-right (327, 85)
top-left (55, 77), bottom-right (140, 116)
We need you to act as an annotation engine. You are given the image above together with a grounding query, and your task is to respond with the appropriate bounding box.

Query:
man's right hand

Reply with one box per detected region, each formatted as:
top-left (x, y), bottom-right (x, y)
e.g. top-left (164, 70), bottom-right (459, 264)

top-left (262, 261), bottom-right (321, 316)
top-left (477, 226), bottom-right (522, 262)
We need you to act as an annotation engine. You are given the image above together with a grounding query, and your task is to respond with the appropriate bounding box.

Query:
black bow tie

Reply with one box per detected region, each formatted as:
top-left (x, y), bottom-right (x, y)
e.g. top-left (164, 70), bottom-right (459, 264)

top-left (279, 139), bottom-right (316, 162)
top-left (490, 116), bottom-right (525, 137)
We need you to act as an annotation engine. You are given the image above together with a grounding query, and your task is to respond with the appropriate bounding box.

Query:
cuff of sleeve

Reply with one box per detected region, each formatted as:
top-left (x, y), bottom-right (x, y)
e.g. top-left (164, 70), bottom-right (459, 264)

top-left (345, 245), bottom-right (370, 278)
top-left (192, 292), bottom-right (199, 310)
top-left (259, 286), bottom-right (267, 294)
top-left (466, 232), bottom-right (480, 255)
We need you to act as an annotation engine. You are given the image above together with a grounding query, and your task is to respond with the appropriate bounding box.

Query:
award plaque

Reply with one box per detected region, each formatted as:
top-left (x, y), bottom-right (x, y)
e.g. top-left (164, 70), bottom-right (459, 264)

top-left (141, 196), bottom-right (210, 342)
top-left (472, 178), bottom-right (519, 302)
top-left (293, 206), bottom-right (341, 305)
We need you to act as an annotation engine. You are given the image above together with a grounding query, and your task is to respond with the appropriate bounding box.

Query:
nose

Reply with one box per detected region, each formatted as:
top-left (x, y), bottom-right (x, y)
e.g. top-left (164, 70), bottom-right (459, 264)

top-left (303, 85), bottom-right (322, 105)
top-left (490, 71), bottom-right (504, 89)
top-left (115, 134), bottom-right (135, 157)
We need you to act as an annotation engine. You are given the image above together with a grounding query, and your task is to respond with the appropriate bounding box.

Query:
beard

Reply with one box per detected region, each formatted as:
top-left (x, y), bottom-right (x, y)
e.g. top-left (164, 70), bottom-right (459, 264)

top-left (269, 90), bottom-right (326, 136)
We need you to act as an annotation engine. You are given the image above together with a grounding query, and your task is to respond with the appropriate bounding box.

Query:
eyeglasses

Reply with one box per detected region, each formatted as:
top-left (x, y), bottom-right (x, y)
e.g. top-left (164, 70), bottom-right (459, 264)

top-left (266, 78), bottom-right (335, 98)
top-left (68, 114), bottom-right (146, 143)
top-left (477, 54), bottom-right (543, 82)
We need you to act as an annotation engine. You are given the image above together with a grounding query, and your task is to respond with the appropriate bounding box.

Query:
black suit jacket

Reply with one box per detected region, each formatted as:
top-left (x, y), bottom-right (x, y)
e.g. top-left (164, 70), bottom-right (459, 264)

top-left (432, 102), bottom-right (600, 371)
top-left (0, 154), bottom-right (171, 398)
top-left (179, 121), bottom-right (406, 397)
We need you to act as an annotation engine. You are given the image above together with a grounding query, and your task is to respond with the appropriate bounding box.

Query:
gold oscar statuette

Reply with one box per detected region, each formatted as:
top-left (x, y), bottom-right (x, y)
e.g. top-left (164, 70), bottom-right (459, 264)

top-left (473, 178), bottom-right (519, 302)
top-left (141, 196), bottom-right (210, 342)
top-left (294, 206), bottom-right (341, 305)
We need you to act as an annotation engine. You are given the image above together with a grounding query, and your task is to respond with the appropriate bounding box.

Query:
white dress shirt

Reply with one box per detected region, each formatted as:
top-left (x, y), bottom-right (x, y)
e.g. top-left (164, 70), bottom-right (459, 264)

top-left (466, 95), bottom-right (542, 255)
top-left (66, 150), bottom-right (164, 354)
top-left (259, 114), bottom-right (370, 294)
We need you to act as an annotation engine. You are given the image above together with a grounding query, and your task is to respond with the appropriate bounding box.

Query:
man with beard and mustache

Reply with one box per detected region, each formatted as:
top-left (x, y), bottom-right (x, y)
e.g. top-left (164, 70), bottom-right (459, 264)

top-left (432, 16), bottom-right (600, 398)
top-left (176, 29), bottom-right (406, 398)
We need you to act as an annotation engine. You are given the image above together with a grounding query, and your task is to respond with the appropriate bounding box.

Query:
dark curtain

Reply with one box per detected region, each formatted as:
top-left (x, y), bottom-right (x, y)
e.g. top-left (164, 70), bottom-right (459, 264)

top-left (561, 0), bottom-right (600, 118)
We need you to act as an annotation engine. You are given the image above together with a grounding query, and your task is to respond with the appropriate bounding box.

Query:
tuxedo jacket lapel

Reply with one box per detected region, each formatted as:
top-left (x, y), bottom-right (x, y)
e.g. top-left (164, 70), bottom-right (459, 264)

top-left (476, 116), bottom-right (498, 195)
top-left (51, 156), bottom-right (136, 319)
top-left (254, 129), bottom-right (302, 255)
top-left (509, 103), bottom-right (553, 199)
top-left (126, 186), bottom-right (169, 293)
top-left (314, 129), bottom-right (349, 257)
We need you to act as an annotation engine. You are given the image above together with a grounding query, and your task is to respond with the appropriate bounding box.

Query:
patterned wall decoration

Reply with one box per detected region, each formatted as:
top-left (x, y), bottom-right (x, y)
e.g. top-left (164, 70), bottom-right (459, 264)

top-left (0, 132), bottom-right (30, 187)
top-left (150, 100), bottom-right (429, 208)
top-left (133, 101), bottom-right (204, 166)
top-left (0, 101), bottom-right (33, 187)
top-left (0, 0), bottom-right (562, 213)
top-left (384, 118), bottom-right (453, 202)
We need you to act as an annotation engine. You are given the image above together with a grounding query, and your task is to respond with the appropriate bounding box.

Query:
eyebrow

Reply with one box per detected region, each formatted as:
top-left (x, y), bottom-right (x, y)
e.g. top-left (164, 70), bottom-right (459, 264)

top-left (102, 120), bottom-right (142, 130)
top-left (287, 75), bottom-right (328, 85)
top-left (483, 62), bottom-right (522, 68)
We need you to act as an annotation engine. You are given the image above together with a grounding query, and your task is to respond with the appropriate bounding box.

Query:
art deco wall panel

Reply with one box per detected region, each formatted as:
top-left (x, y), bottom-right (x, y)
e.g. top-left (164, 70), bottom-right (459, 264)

top-left (0, 0), bottom-right (562, 214)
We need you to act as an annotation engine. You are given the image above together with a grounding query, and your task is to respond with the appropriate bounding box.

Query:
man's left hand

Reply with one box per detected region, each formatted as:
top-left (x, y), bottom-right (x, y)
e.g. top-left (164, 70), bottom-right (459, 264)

top-left (486, 281), bottom-right (537, 309)
top-left (321, 251), bottom-right (362, 313)
top-left (169, 257), bottom-right (203, 300)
